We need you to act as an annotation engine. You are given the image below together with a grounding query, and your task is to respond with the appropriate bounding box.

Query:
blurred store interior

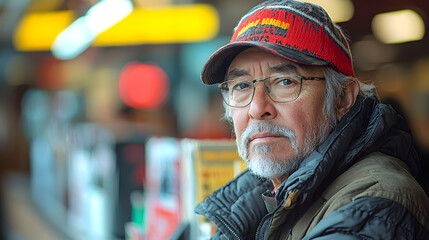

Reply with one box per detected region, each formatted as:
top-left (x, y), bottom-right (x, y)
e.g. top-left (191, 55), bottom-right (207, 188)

top-left (0, 0), bottom-right (428, 239)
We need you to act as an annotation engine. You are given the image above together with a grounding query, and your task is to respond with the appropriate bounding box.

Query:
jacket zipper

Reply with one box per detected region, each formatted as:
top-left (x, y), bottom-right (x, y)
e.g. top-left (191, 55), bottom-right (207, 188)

top-left (255, 193), bottom-right (293, 239)
top-left (255, 212), bottom-right (273, 239)
top-left (215, 214), bottom-right (241, 240)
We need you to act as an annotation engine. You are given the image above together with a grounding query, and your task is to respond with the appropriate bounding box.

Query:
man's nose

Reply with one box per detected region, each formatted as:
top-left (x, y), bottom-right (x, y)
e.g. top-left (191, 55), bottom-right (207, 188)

top-left (248, 82), bottom-right (277, 120)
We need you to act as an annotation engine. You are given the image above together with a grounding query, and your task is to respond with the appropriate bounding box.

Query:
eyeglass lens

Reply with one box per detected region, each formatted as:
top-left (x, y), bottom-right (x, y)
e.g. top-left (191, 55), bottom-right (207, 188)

top-left (220, 75), bottom-right (303, 107)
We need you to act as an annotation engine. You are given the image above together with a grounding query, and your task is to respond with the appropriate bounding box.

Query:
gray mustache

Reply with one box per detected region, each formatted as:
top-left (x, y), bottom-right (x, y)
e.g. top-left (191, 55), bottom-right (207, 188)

top-left (240, 121), bottom-right (298, 154)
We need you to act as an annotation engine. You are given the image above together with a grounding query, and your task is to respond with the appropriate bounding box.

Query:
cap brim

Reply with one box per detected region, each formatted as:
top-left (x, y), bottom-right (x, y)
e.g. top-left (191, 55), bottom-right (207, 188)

top-left (201, 41), bottom-right (329, 85)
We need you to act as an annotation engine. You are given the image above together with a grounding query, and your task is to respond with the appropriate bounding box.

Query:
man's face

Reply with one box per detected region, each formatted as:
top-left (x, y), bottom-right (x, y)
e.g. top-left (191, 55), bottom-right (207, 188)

top-left (228, 48), bottom-right (334, 179)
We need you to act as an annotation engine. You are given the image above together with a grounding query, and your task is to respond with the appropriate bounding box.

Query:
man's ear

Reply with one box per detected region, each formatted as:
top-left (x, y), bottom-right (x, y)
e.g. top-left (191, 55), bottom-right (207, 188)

top-left (336, 77), bottom-right (360, 120)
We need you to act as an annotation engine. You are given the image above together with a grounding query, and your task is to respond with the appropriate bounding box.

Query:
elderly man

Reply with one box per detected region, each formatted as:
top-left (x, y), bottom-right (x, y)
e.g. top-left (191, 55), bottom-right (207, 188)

top-left (195, 0), bottom-right (429, 239)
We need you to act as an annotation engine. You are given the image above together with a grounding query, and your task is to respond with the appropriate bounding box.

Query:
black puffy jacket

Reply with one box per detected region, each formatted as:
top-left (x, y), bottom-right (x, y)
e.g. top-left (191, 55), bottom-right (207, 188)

top-left (195, 96), bottom-right (429, 239)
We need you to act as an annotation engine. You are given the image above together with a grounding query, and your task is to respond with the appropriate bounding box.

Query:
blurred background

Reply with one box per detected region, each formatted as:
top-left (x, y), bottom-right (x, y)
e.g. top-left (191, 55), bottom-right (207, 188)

top-left (0, 0), bottom-right (428, 239)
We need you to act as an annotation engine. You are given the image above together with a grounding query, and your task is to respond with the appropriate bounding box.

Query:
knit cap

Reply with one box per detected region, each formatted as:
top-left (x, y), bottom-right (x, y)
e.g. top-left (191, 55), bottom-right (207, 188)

top-left (201, 0), bottom-right (354, 85)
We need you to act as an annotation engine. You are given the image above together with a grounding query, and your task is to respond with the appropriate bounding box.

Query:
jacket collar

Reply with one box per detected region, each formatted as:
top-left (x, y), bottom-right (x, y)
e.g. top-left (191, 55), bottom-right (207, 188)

top-left (194, 170), bottom-right (273, 239)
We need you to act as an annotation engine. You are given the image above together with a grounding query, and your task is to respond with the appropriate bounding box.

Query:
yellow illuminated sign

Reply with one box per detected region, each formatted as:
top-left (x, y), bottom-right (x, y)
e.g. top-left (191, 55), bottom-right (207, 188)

top-left (13, 4), bottom-right (219, 51)
top-left (13, 11), bottom-right (75, 51)
top-left (96, 5), bottom-right (219, 45)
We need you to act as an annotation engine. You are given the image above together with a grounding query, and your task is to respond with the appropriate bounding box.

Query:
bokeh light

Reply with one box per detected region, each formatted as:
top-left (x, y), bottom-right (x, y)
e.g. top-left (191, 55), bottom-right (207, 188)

top-left (372, 9), bottom-right (425, 44)
top-left (118, 62), bottom-right (169, 110)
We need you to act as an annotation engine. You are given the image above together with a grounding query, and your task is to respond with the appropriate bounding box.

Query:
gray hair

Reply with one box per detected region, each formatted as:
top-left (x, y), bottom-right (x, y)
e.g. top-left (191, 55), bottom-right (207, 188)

top-left (322, 67), bottom-right (377, 123)
top-left (222, 67), bottom-right (377, 125)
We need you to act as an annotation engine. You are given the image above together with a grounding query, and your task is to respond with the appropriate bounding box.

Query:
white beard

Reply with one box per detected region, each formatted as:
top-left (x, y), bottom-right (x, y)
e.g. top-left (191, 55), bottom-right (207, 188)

top-left (237, 118), bottom-right (334, 179)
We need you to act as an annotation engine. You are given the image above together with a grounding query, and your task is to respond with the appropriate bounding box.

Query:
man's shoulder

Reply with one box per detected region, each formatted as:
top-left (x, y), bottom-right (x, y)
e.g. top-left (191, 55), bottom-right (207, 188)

top-left (304, 196), bottom-right (429, 239)
top-left (319, 152), bottom-right (429, 230)
top-left (325, 152), bottom-right (427, 201)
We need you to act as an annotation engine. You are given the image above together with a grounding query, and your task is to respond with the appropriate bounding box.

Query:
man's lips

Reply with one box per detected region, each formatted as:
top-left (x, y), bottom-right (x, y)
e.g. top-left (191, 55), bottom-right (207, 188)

top-left (250, 132), bottom-right (283, 143)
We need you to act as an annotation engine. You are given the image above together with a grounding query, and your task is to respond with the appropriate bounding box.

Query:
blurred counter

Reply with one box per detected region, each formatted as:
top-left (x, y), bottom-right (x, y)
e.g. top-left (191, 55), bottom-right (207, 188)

top-left (1, 173), bottom-right (70, 240)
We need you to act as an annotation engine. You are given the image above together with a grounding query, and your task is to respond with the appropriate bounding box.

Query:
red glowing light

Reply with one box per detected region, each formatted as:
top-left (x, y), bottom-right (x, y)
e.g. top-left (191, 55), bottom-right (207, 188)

top-left (36, 57), bottom-right (65, 90)
top-left (118, 62), bottom-right (169, 109)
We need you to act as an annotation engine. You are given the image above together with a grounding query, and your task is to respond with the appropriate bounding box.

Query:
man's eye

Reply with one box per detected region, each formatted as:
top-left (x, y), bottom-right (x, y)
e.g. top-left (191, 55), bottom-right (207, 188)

top-left (232, 82), bottom-right (251, 90)
top-left (273, 77), bottom-right (297, 86)
top-left (280, 78), bottom-right (293, 86)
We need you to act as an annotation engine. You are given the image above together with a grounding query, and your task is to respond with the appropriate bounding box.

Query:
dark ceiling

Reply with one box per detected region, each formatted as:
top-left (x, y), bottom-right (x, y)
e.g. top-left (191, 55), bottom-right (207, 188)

top-left (342, 0), bottom-right (429, 40)
top-left (342, 0), bottom-right (429, 66)
top-left (1, 0), bottom-right (428, 65)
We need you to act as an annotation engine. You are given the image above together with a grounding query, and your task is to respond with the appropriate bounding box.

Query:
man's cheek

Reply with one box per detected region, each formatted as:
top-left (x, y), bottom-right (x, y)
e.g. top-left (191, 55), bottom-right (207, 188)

top-left (233, 124), bottom-right (243, 140)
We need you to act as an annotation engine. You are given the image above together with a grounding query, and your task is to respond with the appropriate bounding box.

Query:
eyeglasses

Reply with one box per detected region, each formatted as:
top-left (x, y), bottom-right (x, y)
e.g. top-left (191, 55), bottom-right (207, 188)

top-left (218, 75), bottom-right (325, 107)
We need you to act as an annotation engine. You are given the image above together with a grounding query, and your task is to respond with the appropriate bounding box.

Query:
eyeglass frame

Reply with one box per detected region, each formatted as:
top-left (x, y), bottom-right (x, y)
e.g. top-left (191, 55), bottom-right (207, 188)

top-left (218, 75), bottom-right (326, 107)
